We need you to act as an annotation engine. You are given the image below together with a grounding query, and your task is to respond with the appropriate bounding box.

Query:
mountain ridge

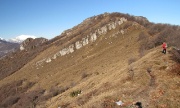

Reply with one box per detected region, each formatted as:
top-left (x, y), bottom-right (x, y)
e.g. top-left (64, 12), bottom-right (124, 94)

top-left (0, 12), bottom-right (180, 108)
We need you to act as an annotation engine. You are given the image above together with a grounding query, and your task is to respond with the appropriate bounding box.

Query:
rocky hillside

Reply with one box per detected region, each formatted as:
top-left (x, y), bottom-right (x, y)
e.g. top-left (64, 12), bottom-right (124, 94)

top-left (0, 12), bottom-right (180, 108)
top-left (0, 37), bottom-right (48, 80)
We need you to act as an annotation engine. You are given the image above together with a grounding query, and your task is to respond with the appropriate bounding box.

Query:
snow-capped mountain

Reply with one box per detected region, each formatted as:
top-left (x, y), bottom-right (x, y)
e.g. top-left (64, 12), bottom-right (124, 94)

top-left (9, 35), bottom-right (37, 43)
top-left (0, 37), bottom-right (8, 44)
top-left (0, 37), bottom-right (6, 42)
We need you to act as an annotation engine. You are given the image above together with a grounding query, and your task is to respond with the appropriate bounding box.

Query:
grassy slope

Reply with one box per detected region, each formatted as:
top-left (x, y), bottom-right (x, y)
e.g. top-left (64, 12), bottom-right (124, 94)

top-left (0, 23), bottom-right (179, 108)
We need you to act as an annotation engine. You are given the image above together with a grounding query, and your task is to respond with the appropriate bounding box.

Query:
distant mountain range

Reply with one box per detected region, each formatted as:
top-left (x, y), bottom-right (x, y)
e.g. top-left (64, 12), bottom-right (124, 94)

top-left (0, 35), bottom-right (37, 43)
top-left (0, 35), bottom-right (37, 57)
top-left (8, 35), bottom-right (37, 43)
top-left (0, 38), bottom-right (20, 58)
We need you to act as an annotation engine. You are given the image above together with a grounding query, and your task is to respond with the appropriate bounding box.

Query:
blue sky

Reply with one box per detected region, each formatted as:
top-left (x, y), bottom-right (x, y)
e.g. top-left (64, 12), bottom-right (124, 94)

top-left (0, 0), bottom-right (180, 40)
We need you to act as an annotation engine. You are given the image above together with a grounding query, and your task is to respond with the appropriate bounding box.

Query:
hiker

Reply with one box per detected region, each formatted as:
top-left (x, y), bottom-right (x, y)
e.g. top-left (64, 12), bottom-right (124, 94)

top-left (162, 42), bottom-right (167, 54)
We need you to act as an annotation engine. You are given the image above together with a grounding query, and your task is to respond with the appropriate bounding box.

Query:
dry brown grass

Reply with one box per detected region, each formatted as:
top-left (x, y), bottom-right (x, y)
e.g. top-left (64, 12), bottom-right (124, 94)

top-left (0, 13), bottom-right (180, 108)
top-left (170, 64), bottom-right (180, 76)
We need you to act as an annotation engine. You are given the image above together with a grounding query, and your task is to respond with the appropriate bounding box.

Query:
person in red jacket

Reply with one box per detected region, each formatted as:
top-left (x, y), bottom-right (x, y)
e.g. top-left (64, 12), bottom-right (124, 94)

top-left (162, 42), bottom-right (167, 54)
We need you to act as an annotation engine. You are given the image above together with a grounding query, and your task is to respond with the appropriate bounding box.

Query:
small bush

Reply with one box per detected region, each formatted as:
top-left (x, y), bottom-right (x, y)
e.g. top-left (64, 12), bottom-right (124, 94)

top-left (81, 72), bottom-right (88, 79)
top-left (147, 67), bottom-right (152, 73)
top-left (128, 57), bottom-right (137, 65)
top-left (70, 90), bottom-right (81, 97)
top-left (14, 89), bottom-right (44, 108)
top-left (138, 32), bottom-right (148, 41)
top-left (1, 95), bottom-right (20, 107)
top-left (140, 35), bottom-right (155, 50)
top-left (148, 23), bottom-right (166, 35)
top-left (101, 99), bottom-right (116, 108)
top-left (171, 49), bottom-right (180, 63)
top-left (127, 66), bottom-right (134, 80)
top-left (123, 22), bottom-right (132, 29)
top-left (59, 103), bottom-right (70, 108)
top-left (139, 45), bottom-right (145, 57)
top-left (171, 64), bottom-right (180, 76)
top-left (77, 89), bottom-right (98, 105)
top-left (159, 66), bottom-right (167, 70)
top-left (49, 86), bottom-right (68, 97)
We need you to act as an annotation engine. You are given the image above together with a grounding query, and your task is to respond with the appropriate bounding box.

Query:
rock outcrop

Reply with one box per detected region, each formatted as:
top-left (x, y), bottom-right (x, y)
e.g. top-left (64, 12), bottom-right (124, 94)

top-left (20, 38), bottom-right (48, 51)
top-left (35, 17), bottom-right (128, 67)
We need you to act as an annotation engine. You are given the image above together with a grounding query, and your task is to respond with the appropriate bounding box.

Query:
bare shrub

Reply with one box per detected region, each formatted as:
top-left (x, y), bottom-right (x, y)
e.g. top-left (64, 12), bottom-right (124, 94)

top-left (101, 99), bottom-right (117, 108)
top-left (110, 12), bottom-right (150, 27)
top-left (158, 26), bottom-right (174, 38)
top-left (159, 66), bottom-right (168, 70)
top-left (147, 71), bottom-right (155, 86)
top-left (147, 67), bottom-right (152, 73)
top-left (47, 86), bottom-right (69, 98)
top-left (169, 49), bottom-right (180, 76)
top-left (59, 103), bottom-right (70, 108)
top-left (152, 25), bottom-right (174, 47)
top-left (146, 66), bottom-right (156, 86)
top-left (70, 82), bottom-right (76, 87)
top-left (77, 89), bottom-right (98, 106)
top-left (138, 32), bottom-right (148, 41)
top-left (139, 46), bottom-right (145, 57)
top-left (170, 49), bottom-right (180, 63)
top-left (13, 89), bottom-right (45, 108)
top-left (166, 30), bottom-right (180, 48)
top-left (81, 72), bottom-right (88, 79)
top-left (123, 22), bottom-right (132, 29)
top-left (0, 79), bottom-right (35, 103)
top-left (138, 32), bottom-right (154, 56)
top-left (127, 66), bottom-right (134, 80)
top-left (128, 57), bottom-right (137, 65)
top-left (170, 64), bottom-right (180, 76)
top-left (0, 80), bottom-right (54, 108)
top-left (148, 23), bottom-right (166, 35)
top-left (0, 95), bottom-right (20, 108)
top-left (147, 24), bottom-right (180, 49)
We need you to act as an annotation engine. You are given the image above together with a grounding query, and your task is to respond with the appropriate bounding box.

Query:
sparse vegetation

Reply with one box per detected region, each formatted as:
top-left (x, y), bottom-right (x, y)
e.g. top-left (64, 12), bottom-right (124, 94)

top-left (0, 38), bottom-right (48, 80)
top-left (70, 90), bottom-right (81, 97)
top-left (146, 66), bottom-right (155, 86)
top-left (139, 46), bottom-right (145, 57)
top-left (137, 32), bottom-right (148, 42)
top-left (0, 79), bottom-right (36, 107)
top-left (122, 22), bottom-right (132, 29)
top-left (76, 89), bottom-right (99, 106)
top-left (0, 79), bottom-right (70, 108)
top-left (102, 98), bottom-right (117, 108)
top-left (159, 66), bottom-right (168, 70)
top-left (81, 72), bottom-right (88, 79)
top-left (169, 49), bottom-right (180, 76)
top-left (0, 12), bottom-right (180, 107)
top-left (128, 57), bottom-right (137, 65)
top-left (171, 64), bottom-right (180, 76)
top-left (138, 33), bottom-right (148, 57)
top-left (0, 95), bottom-right (20, 108)
top-left (127, 66), bottom-right (134, 80)
top-left (49, 86), bottom-right (68, 97)
top-left (171, 49), bottom-right (180, 63)
top-left (147, 67), bottom-right (152, 73)
top-left (148, 23), bottom-right (166, 36)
